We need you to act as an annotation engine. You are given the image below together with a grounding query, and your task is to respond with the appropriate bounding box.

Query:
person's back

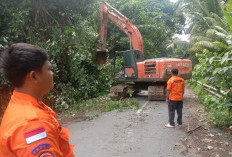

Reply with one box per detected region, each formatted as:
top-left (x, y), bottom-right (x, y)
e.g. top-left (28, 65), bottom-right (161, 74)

top-left (167, 75), bottom-right (185, 101)
top-left (0, 43), bottom-right (74, 157)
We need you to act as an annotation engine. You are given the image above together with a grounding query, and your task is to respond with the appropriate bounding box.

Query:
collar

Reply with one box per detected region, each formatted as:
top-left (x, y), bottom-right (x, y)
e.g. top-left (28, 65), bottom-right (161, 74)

top-left (12, 90), bottom-right (43, 107)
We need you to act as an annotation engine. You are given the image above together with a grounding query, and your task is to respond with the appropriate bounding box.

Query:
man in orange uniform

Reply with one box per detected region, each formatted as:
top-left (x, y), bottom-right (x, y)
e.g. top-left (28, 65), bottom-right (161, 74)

top-left (0, 43), bottom-right (75, 157)
top-left (165, 68), bottom-right (185, 128)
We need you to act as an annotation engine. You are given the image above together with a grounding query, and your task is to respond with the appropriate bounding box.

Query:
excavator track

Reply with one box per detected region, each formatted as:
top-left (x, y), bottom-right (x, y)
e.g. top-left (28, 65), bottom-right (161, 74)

top-left (148, 85), bottom-right (166, 101)
top-left (109, 84), bottom-right (133, 100)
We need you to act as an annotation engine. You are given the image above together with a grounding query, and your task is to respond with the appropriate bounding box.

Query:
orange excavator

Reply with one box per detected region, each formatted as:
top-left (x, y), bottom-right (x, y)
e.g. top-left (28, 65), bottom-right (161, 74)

top-left (93, 1), bottom-right (192, 100)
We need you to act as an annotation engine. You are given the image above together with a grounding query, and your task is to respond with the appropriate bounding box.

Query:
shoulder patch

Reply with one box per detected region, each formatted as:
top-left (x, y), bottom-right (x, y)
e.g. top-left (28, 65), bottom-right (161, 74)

top-left (24, 127), bottom-right (47, 144)
top-left (31, 143), bottom-right (50, 155)
top-left (38, 151), bottom-right (54, 157)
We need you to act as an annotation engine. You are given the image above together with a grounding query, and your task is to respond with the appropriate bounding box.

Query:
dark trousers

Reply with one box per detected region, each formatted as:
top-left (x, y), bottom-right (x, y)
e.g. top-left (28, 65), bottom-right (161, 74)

top-left (168, 100), bottom-right (183, 126)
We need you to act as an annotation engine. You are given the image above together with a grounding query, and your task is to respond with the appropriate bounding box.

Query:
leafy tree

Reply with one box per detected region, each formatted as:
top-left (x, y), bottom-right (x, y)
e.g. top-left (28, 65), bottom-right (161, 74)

top-left (103, 0), bottom-right (185, 58)
top-left (176, 0), bottom-right (232, 126)
top-left (0, 0), bottom-right (185, 112)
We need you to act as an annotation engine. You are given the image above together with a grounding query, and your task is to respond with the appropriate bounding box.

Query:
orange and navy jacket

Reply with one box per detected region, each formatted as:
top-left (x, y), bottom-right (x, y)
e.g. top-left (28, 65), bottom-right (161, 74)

top-left (0, 91), bottom-right (75, 157)
top-left (167, 76), bottom-right (185, 101)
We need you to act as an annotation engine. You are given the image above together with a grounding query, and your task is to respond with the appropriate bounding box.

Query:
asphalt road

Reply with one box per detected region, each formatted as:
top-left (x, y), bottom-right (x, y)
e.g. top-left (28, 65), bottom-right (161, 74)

top-left (68, 89), bottom-right (200, 157)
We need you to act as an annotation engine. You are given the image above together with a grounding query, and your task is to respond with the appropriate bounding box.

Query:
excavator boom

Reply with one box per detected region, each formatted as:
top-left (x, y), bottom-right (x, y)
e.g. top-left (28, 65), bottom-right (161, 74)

top-left (94, 1), bottom-right (144, 64)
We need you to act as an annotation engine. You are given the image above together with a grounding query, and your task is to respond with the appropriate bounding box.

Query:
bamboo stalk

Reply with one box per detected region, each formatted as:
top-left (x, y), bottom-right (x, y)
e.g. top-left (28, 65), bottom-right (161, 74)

top-left (196, 81), bottom-right (227, 97)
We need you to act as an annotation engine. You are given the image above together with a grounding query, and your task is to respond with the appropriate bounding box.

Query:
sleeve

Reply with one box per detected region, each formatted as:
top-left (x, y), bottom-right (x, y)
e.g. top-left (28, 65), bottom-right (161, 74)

top-left (58, 126), bottom-right (75, 157)
top-left (10, 120), bottom-right (64, 157)
top-left (167, 80), bottom-right (172, 91)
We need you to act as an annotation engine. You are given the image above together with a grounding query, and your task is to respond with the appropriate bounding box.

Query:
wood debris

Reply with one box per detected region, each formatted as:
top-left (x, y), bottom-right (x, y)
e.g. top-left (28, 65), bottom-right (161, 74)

top-left (207, 134), bottom-right (214, 137)
top-left (202, 138), bottom-right (213, 143)
top-left (207, 146), bottom-right (213, 150)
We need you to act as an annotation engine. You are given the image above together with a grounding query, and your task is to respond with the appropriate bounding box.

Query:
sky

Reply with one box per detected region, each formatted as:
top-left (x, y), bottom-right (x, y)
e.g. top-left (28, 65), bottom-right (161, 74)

top-left (169, 0), bottom-right (178, 3)
top-left (173, 34), bottom-right (190, 42)
top-left (169, 0), bottom-right (190, 41)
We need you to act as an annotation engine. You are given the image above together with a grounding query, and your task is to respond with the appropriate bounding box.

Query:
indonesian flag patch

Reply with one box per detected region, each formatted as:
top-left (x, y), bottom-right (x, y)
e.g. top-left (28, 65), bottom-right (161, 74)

top-left (24, 127), bottom-right (47, 144)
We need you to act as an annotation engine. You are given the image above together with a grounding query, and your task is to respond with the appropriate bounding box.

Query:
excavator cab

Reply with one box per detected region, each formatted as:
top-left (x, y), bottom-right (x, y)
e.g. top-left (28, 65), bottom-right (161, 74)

top-left (114, 50), bottom-right (142, 81)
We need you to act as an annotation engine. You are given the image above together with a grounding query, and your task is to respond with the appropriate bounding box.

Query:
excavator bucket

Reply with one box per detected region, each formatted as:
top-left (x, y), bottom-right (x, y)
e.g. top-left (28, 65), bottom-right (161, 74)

top-left (92, 49), bottom-right (108, 65)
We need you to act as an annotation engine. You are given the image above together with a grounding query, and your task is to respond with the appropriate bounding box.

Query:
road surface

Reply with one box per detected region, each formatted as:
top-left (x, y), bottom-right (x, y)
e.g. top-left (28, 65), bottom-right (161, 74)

top-left (67, 89), bottom-right (200, 157)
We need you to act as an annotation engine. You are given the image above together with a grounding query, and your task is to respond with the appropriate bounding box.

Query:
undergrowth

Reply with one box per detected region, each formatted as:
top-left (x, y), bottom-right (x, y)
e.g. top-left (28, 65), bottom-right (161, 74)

top-left (188, 81), bottom-right (232, 127)
top-left (62, 96), bottom-right (140, 121)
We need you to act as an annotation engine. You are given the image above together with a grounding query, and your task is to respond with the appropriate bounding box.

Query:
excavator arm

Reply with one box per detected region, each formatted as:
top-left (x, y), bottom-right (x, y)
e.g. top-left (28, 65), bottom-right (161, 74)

top-left (94, 1), bottom-right (144, 64)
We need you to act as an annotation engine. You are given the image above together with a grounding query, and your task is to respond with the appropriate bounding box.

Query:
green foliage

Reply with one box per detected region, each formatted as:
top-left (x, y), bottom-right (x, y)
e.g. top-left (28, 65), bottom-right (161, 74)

top-left (105, 99), bottom-right (139, 112)
top-left (0, 0), bottom-right (183, 112)
top-left (166, 39), bottom-right (192, 58)
top-left (128, 90), bottom-right (134, 98)
top-left (162, 0), bottom-right (232, 127)
top-left (73, 96), bottom-right (139, 113)
top-left (79, 96), bottom-right (139, 121)
top-left (0, 0), bottom-right (113, 111)
top-left (189, 47), bottom-right (232, 126)
top-left (105, 0), bottom-right (185, 58)
top-left (189, 83), bottom-right (232, 127)
top-left (209, 109), bottom-right (232, 127)
top-left (167, 0), bottom-right (227, 63)
top-left (84, 114), bottom-right (99, 121)
top-left (194, 49), bottom-right (232, 94)
top-left (0, 74), bottom-right (7, 85)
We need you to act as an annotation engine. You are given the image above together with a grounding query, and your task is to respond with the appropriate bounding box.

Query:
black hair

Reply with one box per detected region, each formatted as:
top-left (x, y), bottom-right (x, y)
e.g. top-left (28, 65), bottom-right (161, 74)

top-left (171, 68), bottom-right (178, 75)
top-left (0, 43), bottom-right (48, 87)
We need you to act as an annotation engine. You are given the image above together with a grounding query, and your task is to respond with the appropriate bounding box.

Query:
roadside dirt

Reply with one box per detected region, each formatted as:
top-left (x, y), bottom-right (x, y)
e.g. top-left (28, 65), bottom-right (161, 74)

top-left (180, 86), bottom-right (232, 157)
